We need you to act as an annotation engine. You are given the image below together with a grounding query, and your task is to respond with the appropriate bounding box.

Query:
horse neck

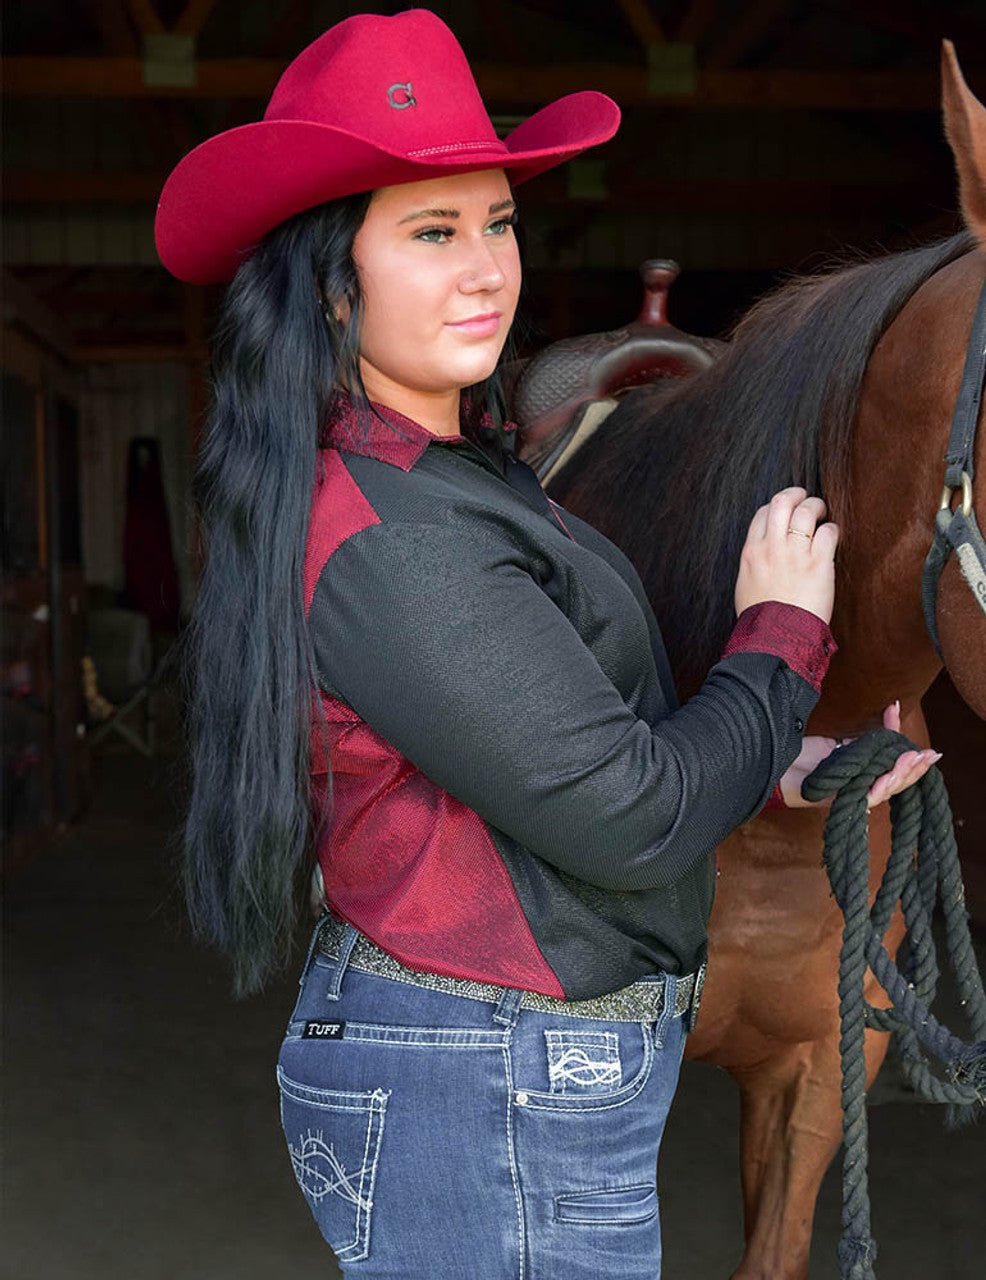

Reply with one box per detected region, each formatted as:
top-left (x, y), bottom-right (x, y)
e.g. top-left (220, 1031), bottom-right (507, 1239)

top-left (815, 249), bottom-right (986, 733)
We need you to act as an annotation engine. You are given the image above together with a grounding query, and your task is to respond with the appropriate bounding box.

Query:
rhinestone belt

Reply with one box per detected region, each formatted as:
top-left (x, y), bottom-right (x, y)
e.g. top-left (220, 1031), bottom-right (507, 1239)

top-left (315, 913), bottom-right (703, 1025)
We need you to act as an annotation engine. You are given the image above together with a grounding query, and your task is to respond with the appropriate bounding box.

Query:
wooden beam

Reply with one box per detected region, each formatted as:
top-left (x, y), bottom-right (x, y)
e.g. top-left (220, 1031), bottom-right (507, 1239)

top-left (2, 57), bottom-right (943, 109)
top-left (3, 169), bottom-right (951, 215)
top-left (3, 56), bottom-right (274, 97)
top-left (37, 289), bottom-right (179, 314)
top-left (126, 0), bottom-right (165, 36)
top-left (675, 0), bottom-right (719, 46)
top-left (704, 0), bottom-right (792, 70)
top-left (487, 64), bottom-right (938, 110)
top-left (4, 171), bottom-right (162, 202)
top-left (1, 270), bottom-right (75, 359)
top-left (86, 1), bottom-right (195, 167)
top-left (12, 266), bottom-right (88, 291)
top-left (174, 0), bottom-right (220, 37)
top-left (218, 0), bottom-right (313, 130)
top-left (87, 0), bottom-right (139, 55)
top-left (616, 0), bottom-right (666, 49)
top-left (123, 0), bottom-right (219, 38)
top-left (75, 338), bottom-right (188, 361)
top-left (531, 174), bottom-right (951, 215)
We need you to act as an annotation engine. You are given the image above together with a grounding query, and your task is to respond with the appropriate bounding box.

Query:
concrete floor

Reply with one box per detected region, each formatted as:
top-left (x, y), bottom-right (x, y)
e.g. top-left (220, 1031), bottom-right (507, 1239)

top-left (4, 682), bottom-right (984, 1280)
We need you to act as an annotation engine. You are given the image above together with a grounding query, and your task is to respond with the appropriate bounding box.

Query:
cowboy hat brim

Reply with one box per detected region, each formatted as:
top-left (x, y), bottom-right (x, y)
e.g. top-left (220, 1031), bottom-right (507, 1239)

top-left (155, 91), bottom-right (619, 284)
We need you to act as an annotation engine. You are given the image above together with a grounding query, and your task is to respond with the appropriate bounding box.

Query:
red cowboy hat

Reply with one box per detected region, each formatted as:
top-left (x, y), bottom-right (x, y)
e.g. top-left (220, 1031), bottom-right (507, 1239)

top-left (155, 8), bottom-right (620, 284)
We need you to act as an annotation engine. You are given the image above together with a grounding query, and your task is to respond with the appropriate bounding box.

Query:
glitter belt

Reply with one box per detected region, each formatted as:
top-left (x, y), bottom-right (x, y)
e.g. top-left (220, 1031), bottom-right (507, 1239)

top-left (315, 913), bottom-right (704, 1026)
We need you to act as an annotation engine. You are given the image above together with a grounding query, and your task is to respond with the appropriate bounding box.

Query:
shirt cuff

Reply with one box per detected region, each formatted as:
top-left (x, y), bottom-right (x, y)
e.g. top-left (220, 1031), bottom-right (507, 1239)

top-left (720, 601), bottom-right (836, 693)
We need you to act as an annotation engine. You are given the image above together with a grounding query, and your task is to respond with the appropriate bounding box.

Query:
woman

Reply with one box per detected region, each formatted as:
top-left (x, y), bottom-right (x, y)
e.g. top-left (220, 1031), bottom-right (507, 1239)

top-left (156, 10), bottom-right (937, 1277)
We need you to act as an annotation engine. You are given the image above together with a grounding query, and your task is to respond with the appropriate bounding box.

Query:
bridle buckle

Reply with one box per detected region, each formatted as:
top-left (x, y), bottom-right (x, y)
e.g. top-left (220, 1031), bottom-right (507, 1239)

top-left (939, 470), bottom-right (973, 517)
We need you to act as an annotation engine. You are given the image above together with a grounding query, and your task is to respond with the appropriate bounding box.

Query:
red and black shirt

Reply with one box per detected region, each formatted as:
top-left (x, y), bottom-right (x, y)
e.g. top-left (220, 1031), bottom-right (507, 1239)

top-left (305, 396), bottom-right (835, 1001)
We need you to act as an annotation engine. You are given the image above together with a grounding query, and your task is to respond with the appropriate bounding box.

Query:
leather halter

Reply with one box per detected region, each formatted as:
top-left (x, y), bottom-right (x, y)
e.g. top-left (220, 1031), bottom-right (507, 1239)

top-left (921, 274), bottom-right (986, 657)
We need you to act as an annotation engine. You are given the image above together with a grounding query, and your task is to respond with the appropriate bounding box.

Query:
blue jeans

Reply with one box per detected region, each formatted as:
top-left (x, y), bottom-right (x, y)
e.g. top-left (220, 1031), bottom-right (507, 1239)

top-left (277, 921), bottom-right (687, 1278)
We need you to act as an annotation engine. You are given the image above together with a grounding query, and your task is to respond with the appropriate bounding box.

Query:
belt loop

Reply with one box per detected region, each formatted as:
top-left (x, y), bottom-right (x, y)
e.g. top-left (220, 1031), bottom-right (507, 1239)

top-left (324, 924), bottom-right (359, 1002)
top-left (652, 974), bottom-right (677, 1049)
top-left (492, 986), bottom-right (523, 1028)
top-left (299, 911), bottom-right (332, 987)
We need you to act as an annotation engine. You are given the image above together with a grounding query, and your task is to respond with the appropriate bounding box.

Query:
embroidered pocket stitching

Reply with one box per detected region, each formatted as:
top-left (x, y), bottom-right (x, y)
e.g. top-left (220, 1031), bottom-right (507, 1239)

top-left (544, 1029), bottom-right (621, 1095)
top-left (277, 1069), bottom-right (389, 1263)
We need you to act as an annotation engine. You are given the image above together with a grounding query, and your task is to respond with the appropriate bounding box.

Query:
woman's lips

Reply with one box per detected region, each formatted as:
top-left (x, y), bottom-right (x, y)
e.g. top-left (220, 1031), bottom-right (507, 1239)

top-left (446, 312), bottom-right (501, 337)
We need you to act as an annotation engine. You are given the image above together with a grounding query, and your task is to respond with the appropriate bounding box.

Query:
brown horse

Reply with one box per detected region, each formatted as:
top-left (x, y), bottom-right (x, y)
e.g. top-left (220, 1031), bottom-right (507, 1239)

top-left (540, 45), bottom-right (986, 1280)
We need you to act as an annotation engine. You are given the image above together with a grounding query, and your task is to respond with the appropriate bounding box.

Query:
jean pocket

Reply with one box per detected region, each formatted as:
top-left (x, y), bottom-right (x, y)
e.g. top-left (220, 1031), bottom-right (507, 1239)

top-left (554, 1184), bottom-right (658, 1226)
top-left (277, 1067), bottom-right (389, 1264)
top-left (545, 1029), bottom-right (621, 1096)
top-left (514, 1019), bottom-right (653, 1112)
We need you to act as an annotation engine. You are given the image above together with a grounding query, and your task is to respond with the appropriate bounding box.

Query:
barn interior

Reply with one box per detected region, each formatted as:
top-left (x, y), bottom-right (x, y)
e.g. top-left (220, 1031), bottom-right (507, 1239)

top-left (3, 2), bottom-right (985, 1277)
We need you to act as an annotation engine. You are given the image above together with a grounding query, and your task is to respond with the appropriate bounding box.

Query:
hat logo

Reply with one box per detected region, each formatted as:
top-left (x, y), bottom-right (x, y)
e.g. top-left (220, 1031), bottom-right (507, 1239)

top-left (387, 82), bottom-right (416, 110)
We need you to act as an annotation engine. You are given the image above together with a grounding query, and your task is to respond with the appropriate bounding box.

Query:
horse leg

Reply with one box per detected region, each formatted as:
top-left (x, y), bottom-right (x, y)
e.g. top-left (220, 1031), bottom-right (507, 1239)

top-left (728, 1025), bottom-right (892, 1280)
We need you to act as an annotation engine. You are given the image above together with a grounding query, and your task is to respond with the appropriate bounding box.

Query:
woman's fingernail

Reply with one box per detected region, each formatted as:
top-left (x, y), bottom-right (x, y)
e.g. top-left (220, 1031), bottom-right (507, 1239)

top-left (894, 699), bottom-right (900, 716)
top-left (931, 751), bottom-right (943, 762)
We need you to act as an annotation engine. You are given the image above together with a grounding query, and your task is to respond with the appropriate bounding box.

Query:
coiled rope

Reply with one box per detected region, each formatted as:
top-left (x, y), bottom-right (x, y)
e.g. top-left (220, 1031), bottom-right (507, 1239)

top-left (802, 727), bottom-right (986, 1280)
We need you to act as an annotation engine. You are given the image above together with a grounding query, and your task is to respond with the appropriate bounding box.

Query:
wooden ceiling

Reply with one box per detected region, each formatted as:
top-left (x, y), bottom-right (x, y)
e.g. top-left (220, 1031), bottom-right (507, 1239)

top-left (3, 0), bottom-right (982, 359)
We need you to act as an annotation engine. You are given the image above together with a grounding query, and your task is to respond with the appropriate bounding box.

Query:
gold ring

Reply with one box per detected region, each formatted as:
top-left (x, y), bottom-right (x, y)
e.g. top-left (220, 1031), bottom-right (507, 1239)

top-left (787, 527), bottom-right (812, 540)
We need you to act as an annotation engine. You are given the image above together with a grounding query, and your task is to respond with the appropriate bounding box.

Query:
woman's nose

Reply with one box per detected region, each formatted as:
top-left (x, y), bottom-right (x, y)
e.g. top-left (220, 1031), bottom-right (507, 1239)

top-left (458, 240), bottom-right (506, 293)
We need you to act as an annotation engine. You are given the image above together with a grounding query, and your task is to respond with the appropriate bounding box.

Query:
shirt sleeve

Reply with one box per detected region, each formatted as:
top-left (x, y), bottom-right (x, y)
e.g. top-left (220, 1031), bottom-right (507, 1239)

top-left (721, 601), bottom-right (836, 693)
top-left (721, 601), bottom-right (838, 810)
top-left (308, 520), bottom-right (824, 892)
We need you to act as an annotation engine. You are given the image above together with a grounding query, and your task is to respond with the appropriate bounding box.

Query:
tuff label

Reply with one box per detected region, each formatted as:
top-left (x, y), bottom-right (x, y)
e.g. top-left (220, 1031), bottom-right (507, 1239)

top-left (303, 1020), bottom-right (346, 1039)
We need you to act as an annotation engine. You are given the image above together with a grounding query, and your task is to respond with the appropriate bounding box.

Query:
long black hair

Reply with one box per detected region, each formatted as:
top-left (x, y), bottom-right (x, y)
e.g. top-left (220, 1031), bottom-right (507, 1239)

top-left (182, 190), bottom-right (513, 994)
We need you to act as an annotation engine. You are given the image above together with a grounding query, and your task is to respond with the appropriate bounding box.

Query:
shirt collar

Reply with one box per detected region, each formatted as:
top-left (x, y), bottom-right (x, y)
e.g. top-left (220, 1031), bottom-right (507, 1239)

top-left (320, 392), bottom-right (517, 472)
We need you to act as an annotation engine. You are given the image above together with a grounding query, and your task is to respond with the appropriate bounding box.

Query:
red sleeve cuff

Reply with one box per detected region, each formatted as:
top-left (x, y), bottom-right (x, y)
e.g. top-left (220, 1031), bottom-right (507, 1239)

top-left (720, 601), bottom-right (836, 693)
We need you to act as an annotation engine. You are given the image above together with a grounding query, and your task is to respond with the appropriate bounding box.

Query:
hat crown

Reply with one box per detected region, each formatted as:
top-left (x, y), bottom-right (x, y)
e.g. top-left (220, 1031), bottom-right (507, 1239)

top-left (264, 9), bottom-right (502, 158)
top-left (155, 8), bottom-right (620, 283)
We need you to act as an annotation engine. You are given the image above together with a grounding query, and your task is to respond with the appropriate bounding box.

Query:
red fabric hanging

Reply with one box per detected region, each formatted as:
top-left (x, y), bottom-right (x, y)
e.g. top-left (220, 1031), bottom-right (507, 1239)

top-left (122, 436), bottom-right (181, 633)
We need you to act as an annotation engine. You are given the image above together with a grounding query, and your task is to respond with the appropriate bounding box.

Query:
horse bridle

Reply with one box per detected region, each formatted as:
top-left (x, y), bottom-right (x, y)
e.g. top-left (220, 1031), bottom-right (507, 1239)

top-left (920, 274), bottom-right (986, 657)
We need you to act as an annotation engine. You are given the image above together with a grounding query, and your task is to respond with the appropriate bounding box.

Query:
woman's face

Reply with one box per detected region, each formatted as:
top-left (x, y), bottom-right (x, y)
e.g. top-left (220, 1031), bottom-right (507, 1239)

top-left (350, 168), bottom-right (521, 405)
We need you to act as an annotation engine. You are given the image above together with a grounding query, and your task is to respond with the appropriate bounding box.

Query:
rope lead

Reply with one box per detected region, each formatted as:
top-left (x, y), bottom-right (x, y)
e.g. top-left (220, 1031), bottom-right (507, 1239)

top-left (802, 727), bottom-right (986, 1280)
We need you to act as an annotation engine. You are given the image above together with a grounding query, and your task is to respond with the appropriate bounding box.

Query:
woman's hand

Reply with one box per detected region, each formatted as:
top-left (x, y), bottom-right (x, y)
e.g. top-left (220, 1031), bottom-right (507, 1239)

top-left (777, 701), bottom-right (942, 809)
top-left (735, 486), bottom-right (839, 623)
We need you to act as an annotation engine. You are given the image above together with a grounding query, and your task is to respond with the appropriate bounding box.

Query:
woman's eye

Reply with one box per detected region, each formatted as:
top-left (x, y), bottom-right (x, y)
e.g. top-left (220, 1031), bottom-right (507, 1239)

top-left (415, 225), bottom-right (455, 243)
top-left (486, 213), bottom-right (518, 236)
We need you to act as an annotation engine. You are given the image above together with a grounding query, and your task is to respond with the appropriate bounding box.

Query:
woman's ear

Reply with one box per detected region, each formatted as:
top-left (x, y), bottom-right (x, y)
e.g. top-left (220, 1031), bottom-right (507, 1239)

top-left (321, 293), bottom-right (351, 326)
top-left (315, 283), bottom-right (350, 325)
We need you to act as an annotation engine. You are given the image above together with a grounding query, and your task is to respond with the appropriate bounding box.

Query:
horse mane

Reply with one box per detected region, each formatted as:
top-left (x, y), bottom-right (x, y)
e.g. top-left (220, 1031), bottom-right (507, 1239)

top-left (549, 230), bottom-right (975, 694)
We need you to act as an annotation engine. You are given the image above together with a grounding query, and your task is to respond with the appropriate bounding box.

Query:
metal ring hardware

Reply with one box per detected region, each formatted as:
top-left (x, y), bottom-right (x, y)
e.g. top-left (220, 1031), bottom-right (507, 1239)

top-left (938, 470), bottom-right (973, 517)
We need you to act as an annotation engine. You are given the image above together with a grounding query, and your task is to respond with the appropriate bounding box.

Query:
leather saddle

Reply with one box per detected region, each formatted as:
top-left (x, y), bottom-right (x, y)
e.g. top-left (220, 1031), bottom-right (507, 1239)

top-left (508, 260), bottom-right (722, 483)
